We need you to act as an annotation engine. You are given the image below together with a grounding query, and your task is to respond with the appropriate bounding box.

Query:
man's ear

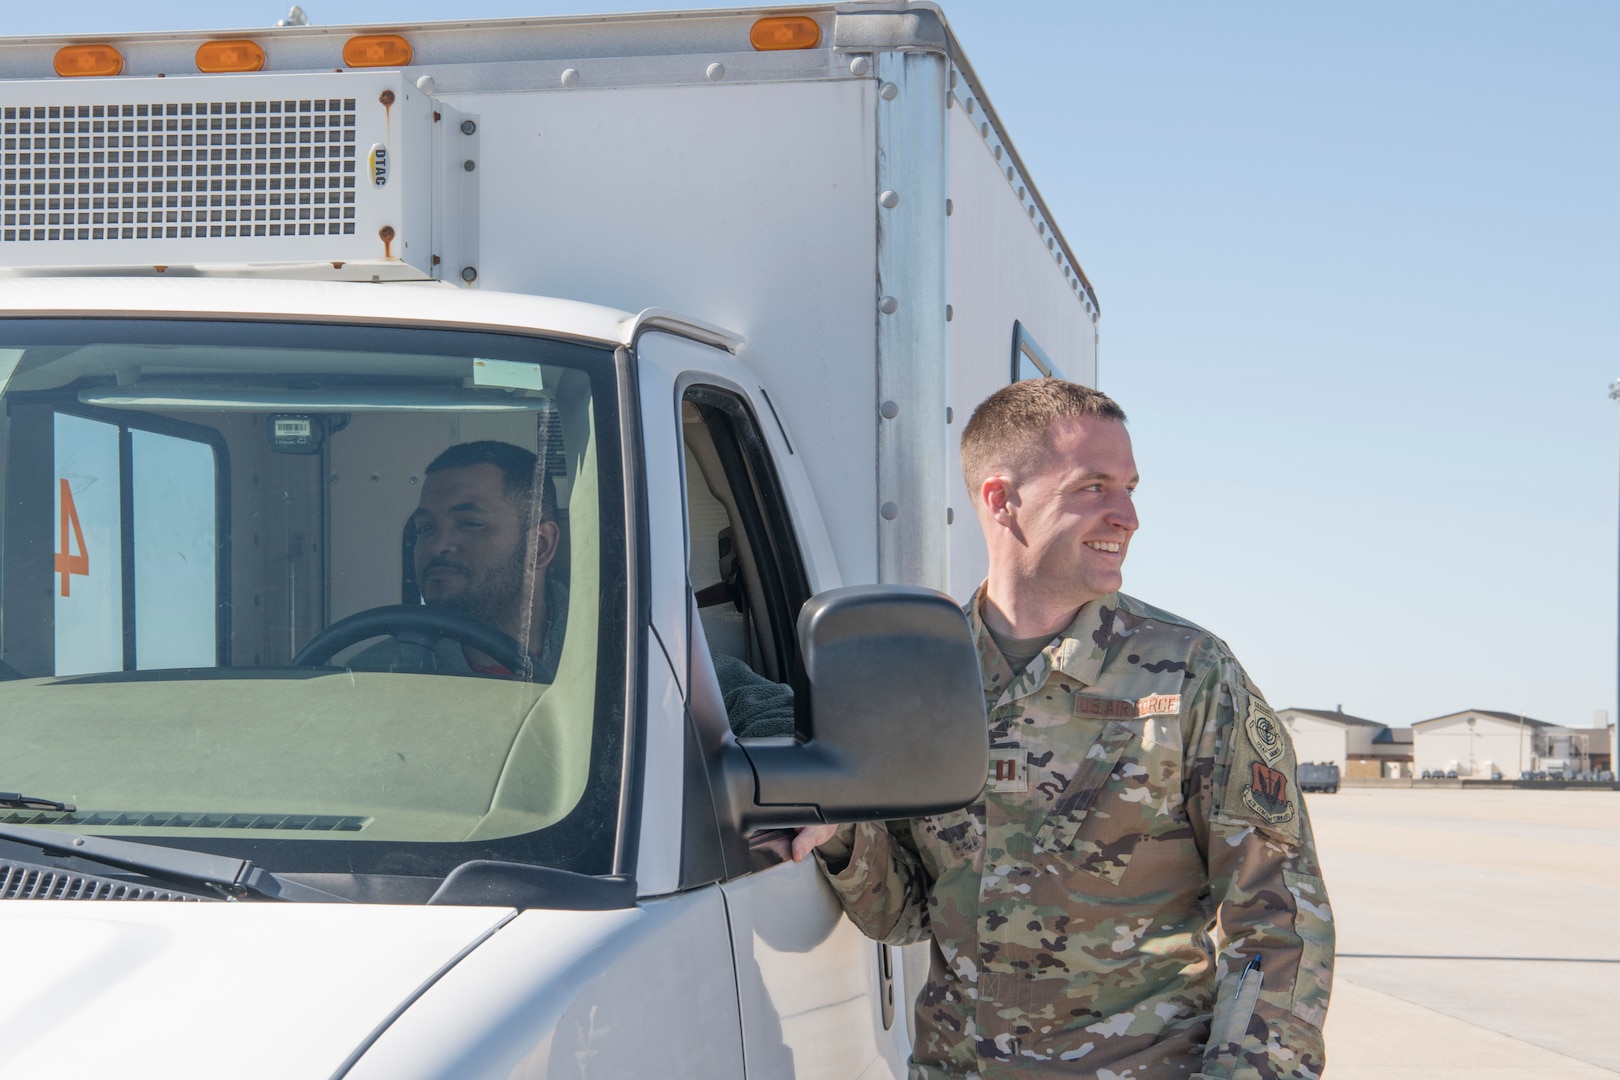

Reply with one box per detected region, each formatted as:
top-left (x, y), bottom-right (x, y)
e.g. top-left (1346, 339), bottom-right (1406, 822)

top-left (530, 520), bottom-right (562, 571)
top-left (980, 475), bottom-right (1017, 526)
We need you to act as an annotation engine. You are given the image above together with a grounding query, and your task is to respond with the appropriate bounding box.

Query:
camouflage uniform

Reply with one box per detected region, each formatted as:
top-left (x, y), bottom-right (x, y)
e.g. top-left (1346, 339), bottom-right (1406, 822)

top-left (817, 587), bottom-right (1333, 1079)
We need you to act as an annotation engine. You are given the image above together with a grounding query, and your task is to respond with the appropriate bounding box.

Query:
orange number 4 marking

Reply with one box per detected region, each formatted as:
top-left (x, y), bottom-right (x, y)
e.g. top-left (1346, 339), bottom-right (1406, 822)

top-left (56, 477), bottom-right (89, 597)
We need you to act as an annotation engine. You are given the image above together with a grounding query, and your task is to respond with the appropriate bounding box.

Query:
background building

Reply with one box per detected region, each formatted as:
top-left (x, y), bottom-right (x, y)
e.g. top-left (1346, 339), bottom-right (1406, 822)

top-left (1366, 726), bottom-right (1415, 779)
top-left (1412, 710), bottom-right (1549, 778)
top-left (1278, 706), bottom-right (1411, 778)
top-left (1532, 726), bottom-right (1611, 776)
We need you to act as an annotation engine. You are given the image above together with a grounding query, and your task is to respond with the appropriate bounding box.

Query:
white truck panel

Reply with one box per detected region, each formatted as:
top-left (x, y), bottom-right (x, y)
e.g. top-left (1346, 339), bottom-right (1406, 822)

top-left (631, 331), bottom-right (711, 901)
top-left (0, 902), bottom-right (510, 1077)
top-left (450, 77), bottom-right (881, 585)
top-left (942, 94), bottom-right (1099, 602)
top-left (0, 275), bottom-right (634, 343)
top-left (872, 49), bottom-right (950, 591)
top-left (637, 643), bottom-right (687, 899)
top-left (636, 332), bottom-right (703, 703)
top-left (347, 894), bottom-right (743, 1079)
top-left (720, 858), bottom-right (905, 1079)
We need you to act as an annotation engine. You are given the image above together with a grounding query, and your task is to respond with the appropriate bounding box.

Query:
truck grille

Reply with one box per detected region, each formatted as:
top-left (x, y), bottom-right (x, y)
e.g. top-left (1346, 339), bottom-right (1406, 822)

top-left (0, 858), bottom-right (209, 901)
top-left (3, 97), bottom-right (359, 244)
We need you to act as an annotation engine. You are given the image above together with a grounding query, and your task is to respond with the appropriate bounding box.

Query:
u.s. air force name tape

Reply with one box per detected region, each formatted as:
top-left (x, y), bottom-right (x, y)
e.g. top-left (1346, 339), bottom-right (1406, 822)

top-left (1073, 693), bottom-right (1182, 720)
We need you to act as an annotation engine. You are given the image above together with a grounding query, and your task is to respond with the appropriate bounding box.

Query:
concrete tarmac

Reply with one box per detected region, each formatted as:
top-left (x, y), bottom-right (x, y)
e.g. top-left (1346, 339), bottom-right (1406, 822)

top-left (1308, 788), bottom-right (1620, 1077)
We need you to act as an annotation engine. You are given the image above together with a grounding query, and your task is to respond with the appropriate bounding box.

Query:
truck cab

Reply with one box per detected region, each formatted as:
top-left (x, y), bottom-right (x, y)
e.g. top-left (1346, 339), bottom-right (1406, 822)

top-left (0, 5), bottom-right (1098, 1075)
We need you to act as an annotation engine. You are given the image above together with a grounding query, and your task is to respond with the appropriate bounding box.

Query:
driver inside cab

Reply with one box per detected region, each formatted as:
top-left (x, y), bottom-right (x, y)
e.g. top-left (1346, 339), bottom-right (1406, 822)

top-left (350, 440), bottom-right (795, 740)
top-left (352, 440), bottom-right (567, 679)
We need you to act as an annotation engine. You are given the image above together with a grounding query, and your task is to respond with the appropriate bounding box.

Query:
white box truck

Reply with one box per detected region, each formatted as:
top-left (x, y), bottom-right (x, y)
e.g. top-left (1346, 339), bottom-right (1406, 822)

top-left (0, 4), bottom-right (1100, 1076)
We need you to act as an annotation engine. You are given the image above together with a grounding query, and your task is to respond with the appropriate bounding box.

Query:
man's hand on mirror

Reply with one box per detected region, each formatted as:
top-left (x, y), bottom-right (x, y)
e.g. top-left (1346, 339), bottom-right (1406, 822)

top-left (792, 824), bottom-right (840, 862)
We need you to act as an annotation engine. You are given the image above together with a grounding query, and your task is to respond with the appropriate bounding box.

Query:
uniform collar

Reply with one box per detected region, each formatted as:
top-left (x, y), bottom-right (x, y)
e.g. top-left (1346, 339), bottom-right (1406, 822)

top-left (967, 584), bottom-right (1116, 707)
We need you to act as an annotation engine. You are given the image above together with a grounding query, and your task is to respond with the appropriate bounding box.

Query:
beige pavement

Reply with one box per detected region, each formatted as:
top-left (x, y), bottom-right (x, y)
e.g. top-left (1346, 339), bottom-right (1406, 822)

top-left (1309, 789), bottom-right (1620, 1077)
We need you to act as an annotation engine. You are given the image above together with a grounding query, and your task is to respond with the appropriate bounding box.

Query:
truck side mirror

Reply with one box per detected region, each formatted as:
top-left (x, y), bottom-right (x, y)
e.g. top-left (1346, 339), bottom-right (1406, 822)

top-left (730, 585), bottom-right (988, 829)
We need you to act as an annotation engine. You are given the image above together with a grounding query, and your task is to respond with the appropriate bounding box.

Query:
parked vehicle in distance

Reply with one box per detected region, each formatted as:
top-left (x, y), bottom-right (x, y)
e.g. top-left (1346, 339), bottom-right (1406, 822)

top-left (1297, 762), bottom-right (1340, 794)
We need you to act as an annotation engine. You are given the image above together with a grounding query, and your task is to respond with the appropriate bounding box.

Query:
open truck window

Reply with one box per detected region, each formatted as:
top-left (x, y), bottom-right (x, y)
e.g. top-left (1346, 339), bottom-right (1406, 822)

top-left (682, 386), bottom-right (809, 691)
top-left (0, 319), bottom-right (627, 891)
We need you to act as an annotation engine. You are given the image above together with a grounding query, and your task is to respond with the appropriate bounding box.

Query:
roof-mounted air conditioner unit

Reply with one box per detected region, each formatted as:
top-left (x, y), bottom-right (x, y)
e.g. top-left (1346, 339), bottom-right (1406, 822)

top-left (0, 71), bottom-right (472, 283)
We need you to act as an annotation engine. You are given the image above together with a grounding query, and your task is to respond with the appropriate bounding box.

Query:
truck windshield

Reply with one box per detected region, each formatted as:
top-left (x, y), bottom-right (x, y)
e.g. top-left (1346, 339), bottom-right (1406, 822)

top-left (0, 318), bottom-right (627, 893)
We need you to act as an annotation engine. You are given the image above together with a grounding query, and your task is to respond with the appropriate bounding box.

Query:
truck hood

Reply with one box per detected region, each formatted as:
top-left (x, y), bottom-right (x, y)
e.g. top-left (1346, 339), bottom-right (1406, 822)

top-left (0, 900), bottom-right (514, 1078)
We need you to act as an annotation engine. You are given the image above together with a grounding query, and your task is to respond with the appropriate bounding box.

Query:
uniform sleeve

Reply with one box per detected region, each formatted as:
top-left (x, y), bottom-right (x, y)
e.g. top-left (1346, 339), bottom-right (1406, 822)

top-left (1184, 659), bottom-right (1334, 1080)
top-left (814, 820), bottom-right (934, 947)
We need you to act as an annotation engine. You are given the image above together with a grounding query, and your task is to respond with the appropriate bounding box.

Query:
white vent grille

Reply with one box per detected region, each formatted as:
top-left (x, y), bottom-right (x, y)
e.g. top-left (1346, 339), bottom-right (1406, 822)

top-left (4, 97), bottom-right (360, 244)
top-left (0, 72), bottom-right (436, 279)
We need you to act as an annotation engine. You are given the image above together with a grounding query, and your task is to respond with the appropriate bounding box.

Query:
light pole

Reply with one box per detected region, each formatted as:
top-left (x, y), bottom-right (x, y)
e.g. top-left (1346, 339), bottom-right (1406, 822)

top-left (1611, 380), bottom-right (1620, 783)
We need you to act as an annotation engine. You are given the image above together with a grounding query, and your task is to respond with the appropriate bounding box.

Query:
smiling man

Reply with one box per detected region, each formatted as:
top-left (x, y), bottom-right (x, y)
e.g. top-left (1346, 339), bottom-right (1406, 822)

top-left (795, 381), bottom-right (1333, 1079)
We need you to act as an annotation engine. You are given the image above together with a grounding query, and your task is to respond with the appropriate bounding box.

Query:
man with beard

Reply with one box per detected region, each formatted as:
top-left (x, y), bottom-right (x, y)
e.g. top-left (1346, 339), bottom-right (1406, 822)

top-left (352, 441), bottom-right (795, 738)
top-left (352, 439), bottom-right (567, 679)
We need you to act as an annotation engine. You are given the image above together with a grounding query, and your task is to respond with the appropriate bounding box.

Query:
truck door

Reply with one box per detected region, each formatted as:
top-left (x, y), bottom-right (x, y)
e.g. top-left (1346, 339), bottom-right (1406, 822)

top-left (636, 330), bottom-right (912, 1080)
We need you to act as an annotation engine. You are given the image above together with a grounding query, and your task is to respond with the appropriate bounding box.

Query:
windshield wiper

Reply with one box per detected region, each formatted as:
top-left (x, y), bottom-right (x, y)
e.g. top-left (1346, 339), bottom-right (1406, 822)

top-left (0, 823), bottom-right (350, 902)
top-left (0, 792), bottom-right (76, 812)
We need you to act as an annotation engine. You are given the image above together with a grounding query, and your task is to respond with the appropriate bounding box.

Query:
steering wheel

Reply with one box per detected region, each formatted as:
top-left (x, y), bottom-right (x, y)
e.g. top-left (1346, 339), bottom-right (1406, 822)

top-left (291, 604), bottom-right (535, 677)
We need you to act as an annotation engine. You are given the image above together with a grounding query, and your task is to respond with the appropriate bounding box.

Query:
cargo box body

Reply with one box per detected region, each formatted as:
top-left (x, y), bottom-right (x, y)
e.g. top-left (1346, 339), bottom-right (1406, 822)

top-left (0, 2), bottom-right (1096, 596)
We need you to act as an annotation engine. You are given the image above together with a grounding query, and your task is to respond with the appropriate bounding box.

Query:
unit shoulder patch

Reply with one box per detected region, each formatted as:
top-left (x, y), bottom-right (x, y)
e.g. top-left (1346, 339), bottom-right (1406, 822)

top-left (1244, 699), bottom-right (1287, 767)
top-left (1241, 761), bottom-right (1296, 827)
top-left (1219, 695), bottom-right (1303, 844)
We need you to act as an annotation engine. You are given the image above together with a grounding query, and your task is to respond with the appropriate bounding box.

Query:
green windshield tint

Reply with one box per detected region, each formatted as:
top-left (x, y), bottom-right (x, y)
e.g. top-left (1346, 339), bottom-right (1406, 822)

top-left (0, 319), bottom-right (625, 879)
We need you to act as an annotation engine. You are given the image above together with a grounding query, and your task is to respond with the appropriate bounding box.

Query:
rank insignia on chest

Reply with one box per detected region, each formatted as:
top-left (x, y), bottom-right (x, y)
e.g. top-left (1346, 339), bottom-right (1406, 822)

top-left (988, 749), bottom-right (1028, 792)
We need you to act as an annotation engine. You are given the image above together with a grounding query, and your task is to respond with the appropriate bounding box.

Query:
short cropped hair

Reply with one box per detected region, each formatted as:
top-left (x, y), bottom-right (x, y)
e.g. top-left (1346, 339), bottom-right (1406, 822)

top-left (426, 439), bottom-right (557, 520)
top-left (960, 380), bottom-right (1127, 503)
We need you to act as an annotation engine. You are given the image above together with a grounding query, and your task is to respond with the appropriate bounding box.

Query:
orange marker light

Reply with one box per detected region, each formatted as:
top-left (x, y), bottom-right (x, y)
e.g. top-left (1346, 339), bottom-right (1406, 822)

top-left (342, 34), bottom-right (413, 68)
top-left (196, 40), bottom-right (266, 73)
top-left (749, 16), bottom-right (821, 51)
top-left (54, 44), bottom-right (125, 77)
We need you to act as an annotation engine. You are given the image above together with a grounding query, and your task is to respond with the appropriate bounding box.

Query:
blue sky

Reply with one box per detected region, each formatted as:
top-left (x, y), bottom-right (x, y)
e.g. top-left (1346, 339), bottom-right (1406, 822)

top-left (12, 1), bottom-right (1619, 730)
